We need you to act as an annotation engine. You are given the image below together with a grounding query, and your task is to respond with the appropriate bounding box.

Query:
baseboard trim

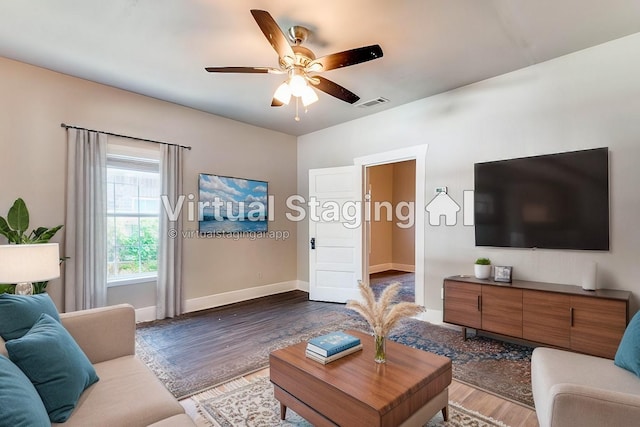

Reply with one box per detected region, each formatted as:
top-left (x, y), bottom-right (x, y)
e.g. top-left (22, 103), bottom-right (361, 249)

top-left (368, 263), bottom-right (415, 274)
top-left (135, 280), bottom-right (304, 323)
top-left (184, 280), bottom-right (300, 313)
top-left (369, 263), bottom-right (393, 274)
top-left (135, 306), bottom-right (157, 323)
top-left (296, 280), bottom-right (309, 292)
top-left (418, 309), bottom-right (444, 325)
top-left (392, 263), bottom-right (415, 273)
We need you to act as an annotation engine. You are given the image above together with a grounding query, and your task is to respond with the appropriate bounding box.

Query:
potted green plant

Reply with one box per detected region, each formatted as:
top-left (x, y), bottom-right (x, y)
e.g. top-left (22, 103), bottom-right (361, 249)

top-left (0, 198), bottom-right (64, 294)
top-left (474, 257), bottom-right (492, 279)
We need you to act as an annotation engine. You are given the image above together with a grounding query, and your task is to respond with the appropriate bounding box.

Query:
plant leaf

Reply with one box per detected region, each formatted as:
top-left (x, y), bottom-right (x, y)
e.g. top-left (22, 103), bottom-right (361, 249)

top-left (7, 198), bottom-right (29, 234)
top-left (32, 227), bottom-right (49, 238)
top-left (31, 281), bottom-right (48, 294)
top-left (31, 225), bottom-right (63, 243)
top-left (0, 283), bottom-right (16, 294)
top-left (0, 216), bottom-right (12, 241)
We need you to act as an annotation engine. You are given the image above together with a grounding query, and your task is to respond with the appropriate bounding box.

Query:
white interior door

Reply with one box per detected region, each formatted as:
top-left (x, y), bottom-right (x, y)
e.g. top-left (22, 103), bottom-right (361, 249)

top-left (309, 166), bottom-right (362, 302)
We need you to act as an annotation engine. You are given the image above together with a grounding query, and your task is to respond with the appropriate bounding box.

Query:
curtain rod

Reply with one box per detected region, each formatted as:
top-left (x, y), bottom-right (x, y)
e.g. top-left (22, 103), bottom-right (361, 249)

top-left (60, 123), bottom-right (192, 150)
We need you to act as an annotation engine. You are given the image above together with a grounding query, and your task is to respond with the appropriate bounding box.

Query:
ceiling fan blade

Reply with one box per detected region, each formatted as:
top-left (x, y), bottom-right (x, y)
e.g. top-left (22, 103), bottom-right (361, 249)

top-left (312, 45), bottom-right (383, 72)
top-left (205, 66), bottom-right (282, 74)
top-left (250, 10), bottom-right (295, 60)
top-left (311, 76), bottom-right (360, 104)
top-left (271, 98), bottom-right (284, 107)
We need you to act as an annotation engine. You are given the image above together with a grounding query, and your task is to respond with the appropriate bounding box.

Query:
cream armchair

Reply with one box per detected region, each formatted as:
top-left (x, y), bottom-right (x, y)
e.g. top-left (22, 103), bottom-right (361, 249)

top-left (531, 347), bottom-right (640, 427)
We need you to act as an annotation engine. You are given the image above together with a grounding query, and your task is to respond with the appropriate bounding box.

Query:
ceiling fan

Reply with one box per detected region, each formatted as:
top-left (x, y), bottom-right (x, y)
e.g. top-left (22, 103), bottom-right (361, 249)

top-left (205, 10), bottom-right (383, 120)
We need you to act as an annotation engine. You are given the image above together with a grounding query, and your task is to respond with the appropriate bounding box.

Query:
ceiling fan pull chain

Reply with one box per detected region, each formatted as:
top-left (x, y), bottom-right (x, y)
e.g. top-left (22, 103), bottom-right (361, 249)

top-left (295, 97), bottom-right (301, 122)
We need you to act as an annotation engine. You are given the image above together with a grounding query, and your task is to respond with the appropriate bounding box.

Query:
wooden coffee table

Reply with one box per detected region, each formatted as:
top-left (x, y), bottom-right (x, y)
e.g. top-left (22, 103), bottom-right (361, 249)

top-left (269, 329), bottom-right (452, 427)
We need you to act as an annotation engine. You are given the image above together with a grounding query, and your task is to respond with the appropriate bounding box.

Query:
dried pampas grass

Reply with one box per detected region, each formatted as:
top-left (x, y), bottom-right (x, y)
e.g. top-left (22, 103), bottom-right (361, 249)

top-left (346, 281), bottom-right (424, 336)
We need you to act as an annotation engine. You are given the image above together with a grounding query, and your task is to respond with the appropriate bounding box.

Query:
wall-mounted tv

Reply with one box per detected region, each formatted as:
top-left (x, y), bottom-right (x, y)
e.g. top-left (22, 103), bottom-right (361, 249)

top-left (474, 148), bottom-right (609, 251)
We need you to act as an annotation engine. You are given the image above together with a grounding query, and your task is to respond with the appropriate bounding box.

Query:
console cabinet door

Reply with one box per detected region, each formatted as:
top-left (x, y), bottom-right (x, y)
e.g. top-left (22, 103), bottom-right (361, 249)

top-left (481, 286), bottom-right (523, 338)
top-left (570, 296), bottom-right (627, 359)
top-left (443, 281), bottom-right (481, 329)
top-left (523, 290), bottom-right (571, 348)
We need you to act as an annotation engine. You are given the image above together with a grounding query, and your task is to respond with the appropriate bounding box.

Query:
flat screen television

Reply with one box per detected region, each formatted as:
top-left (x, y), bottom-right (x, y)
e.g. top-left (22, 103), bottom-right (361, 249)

top-left (474, 148), bottom-right (609, 251)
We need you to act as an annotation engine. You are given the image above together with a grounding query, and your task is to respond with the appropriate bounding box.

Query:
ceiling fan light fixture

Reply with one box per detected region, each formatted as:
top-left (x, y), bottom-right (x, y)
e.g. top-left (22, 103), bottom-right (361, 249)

top-left (301, 85), bottom-right (318, 107)
top-left (289, 72), bottom-right (307, 97)
top-left (273, 82), bottom-right (292, 105)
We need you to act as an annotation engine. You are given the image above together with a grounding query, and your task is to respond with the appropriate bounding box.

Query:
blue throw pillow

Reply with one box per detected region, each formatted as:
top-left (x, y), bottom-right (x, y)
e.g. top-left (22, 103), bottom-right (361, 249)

top-left (614, 310), bottom-right (640, 377)
top-left (6, 313), bottom-right (99, 423)
top-left (0, 293), bottom-right (61, 340)
top-left (0, 355), bottom-right (50, 427)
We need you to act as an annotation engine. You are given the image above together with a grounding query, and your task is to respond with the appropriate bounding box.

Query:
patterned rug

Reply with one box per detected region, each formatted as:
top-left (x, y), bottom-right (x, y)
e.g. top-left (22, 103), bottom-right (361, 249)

top-left (388, 320), bottom-right (533, 408)
top-left (137, 294), bottom-right (533, 407)
top-left (193, 375), bottom-right (510, 427)
top-left (369, 270), bottom-right (415, 302)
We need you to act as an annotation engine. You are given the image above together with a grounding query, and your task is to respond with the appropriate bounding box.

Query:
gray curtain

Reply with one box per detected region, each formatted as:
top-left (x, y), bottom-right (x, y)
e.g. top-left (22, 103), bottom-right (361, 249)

top-left (157, 144), bottom-right (184, 318)
top-left (64, 129), bottom-right (107, 311)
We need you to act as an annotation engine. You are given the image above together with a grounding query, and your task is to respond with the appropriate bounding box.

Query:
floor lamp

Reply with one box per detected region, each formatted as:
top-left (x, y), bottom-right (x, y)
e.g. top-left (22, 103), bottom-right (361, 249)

top-left (0, 243), bottom-right (60, 295)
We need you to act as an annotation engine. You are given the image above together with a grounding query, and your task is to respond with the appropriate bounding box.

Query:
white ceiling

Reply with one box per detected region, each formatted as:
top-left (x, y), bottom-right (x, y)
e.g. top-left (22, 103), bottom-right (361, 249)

top-left (1, 1), bottom-right (640, 136)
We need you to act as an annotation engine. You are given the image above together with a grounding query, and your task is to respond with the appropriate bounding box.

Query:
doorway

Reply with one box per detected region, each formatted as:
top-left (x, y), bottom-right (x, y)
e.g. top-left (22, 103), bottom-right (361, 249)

top-left (354, 145), bottom-right (427, 307)
top-left (366, 160), bottom-right (416, 302)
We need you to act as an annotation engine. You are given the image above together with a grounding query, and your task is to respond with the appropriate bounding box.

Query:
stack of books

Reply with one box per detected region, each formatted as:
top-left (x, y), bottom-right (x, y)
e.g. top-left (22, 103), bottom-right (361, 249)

top-left (305, 331), bottom-right (362, 364)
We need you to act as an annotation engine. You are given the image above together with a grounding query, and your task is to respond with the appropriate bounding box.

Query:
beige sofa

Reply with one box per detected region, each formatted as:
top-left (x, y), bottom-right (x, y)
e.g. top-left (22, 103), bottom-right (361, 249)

top-left (531, 347), bottom-right (640, 427)
top-left (2, 304), bottom-right (196, 427)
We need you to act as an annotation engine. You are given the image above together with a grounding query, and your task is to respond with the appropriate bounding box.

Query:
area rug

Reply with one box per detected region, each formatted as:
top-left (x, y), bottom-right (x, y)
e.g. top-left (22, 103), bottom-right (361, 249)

top-left (193, 375), bottom-right (510, 427)
top-left (388, 320), bottom-right (533, 408)
top-left (136, 293), bottom-right (533, 407)
top-left (369, 270), bottom-right (415, 302)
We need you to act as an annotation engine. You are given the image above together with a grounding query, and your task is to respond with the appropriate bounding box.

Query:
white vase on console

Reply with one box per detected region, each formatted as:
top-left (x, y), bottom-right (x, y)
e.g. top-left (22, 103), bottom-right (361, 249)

top-left (582, 260), bottom-right (597, 291)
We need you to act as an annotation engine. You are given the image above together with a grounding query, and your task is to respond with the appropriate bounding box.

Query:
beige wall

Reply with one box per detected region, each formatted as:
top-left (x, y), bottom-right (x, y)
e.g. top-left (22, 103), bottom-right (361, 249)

top-left (0, 57), bottom-right (297, 312)
top-left (392, 160), bottom-right (415, 267)
top-left (367, 161), bottom-right (416, 271)
top-left (298, 33), bottom-right (640, 314)
top-left (367, 163), bottom-right (394, 268)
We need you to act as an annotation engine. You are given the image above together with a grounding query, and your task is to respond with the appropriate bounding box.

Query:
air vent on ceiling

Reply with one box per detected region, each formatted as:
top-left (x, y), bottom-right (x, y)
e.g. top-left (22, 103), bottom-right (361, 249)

top-left (357, 97), bottom-right (389, 108)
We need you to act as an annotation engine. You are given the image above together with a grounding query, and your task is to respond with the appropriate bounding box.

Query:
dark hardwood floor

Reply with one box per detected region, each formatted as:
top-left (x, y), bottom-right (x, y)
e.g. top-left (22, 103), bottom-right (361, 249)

top-left (137, 290), bottom-right (349, 378)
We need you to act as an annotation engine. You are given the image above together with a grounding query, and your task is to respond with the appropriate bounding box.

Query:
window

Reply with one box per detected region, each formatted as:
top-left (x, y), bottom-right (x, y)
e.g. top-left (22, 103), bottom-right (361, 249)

top-left (106, 153), bottom-right (160, 285)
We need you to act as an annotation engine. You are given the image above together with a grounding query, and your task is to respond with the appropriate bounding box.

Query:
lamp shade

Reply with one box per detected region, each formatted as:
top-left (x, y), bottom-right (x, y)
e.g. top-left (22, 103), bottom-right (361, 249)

top-left (273, 82), bottom-right (292, 105)
top-left (0, 243), bottom-right (60, 283)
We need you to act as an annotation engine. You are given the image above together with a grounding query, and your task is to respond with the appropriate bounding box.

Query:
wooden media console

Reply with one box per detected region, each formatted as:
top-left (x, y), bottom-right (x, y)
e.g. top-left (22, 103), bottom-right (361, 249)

top-left (443, 276), bottom-right (631, 359)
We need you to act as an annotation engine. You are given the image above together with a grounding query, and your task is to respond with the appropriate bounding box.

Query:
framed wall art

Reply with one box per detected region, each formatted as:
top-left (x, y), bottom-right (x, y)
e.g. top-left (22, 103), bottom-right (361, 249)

top-left (198, 173), bottom-right (268, 234)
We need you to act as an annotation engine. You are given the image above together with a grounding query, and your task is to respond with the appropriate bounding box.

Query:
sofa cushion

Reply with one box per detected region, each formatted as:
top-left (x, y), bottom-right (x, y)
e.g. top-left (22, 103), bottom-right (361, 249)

top-left (52, 355), bottom-right (187, 427)
top-left (6, 313), bottom-right (99, 423)
top-left (0, 294), bottom-right (60, 341)
top-left (615, 310), bottom-right (640, 377)
top-left (0, 354), bottom-right (50, 427)
top-left (0, 293), bottom-right (60, 340)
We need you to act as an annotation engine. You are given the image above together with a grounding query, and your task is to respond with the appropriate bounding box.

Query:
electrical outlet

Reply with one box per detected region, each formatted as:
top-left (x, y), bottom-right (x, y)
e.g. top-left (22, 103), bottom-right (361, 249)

top-left (440, 288), bottom-right (444, 299)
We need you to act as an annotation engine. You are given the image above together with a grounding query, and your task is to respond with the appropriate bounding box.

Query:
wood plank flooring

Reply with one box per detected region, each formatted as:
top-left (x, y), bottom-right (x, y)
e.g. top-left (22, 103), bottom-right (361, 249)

top-left (138, 290), bottom-right (346, 378)
top-left (449, 381), bottom-right (539, 427)
top-left (142, 290), bottom-right (538, 426)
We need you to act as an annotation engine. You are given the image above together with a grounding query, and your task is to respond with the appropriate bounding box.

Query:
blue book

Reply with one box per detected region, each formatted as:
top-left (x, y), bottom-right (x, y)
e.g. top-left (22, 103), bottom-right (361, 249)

top-left (307, 331), bottom-right (361, 357)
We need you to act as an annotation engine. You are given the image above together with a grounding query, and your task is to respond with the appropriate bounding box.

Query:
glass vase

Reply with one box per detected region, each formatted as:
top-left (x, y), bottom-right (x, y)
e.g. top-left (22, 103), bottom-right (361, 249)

top-left (374, 334), bottom-right (386, 363)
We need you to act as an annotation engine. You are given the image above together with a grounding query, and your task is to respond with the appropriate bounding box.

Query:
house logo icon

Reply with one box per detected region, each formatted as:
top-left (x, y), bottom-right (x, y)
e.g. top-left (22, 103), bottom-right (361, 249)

top-left (425, 192), bottom-right (460, 226)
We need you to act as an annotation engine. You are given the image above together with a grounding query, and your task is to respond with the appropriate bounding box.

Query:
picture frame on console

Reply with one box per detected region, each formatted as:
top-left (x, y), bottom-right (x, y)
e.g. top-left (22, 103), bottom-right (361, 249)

top-left (494, 266), bottom-right (512, 283)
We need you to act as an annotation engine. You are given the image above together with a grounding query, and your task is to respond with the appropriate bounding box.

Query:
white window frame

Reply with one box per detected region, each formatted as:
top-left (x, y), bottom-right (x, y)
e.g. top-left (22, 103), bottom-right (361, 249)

top-left (106, 140), bottom-right (160, 287)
